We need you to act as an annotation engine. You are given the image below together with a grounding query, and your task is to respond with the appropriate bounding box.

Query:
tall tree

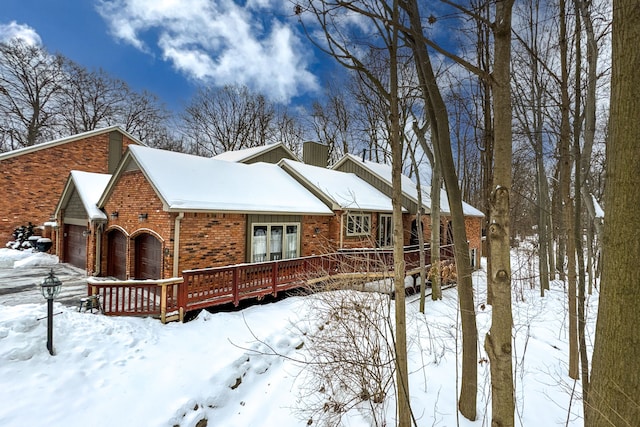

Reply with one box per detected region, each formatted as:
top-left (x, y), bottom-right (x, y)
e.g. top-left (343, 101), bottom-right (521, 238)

top-left (180, 85), bottom-right (276, 156)
top-left (402, 0), bottom-right (479, 419)
top-left (480, 0), bottom-right (515, 425)
top-left (59, 61), bottom-right (128, 134)
top-left (558, 0), bottom-right (580, 380)
top-left (585, 0), bottom-right (640, 424)
top-left (0, 39), bottom-right (64, 148)
top-left (298, 2), bottom-right (414, 423)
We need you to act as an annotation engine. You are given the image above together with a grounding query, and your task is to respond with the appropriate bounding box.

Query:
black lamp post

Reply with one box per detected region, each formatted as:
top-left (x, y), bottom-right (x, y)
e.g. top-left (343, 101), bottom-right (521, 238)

top-left (40, 269), bottom-right (62, 355)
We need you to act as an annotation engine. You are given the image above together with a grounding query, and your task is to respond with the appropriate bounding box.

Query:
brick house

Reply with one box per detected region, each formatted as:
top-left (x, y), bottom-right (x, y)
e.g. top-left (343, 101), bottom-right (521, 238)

top-left (0, 126), bottom-right (141, 247)
top-left (332, 153), bottom-right (484, 268)
top-left (278, 158), bottom-right (401, 250)
top-left (95, 145), bottom-right (333, 280)
top-left (215, 144), bottom-right (484, 268)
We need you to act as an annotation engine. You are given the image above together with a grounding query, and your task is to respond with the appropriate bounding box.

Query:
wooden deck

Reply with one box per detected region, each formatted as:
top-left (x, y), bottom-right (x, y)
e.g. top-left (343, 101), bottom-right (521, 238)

top-left (87, 244), bottom-right (454, 323)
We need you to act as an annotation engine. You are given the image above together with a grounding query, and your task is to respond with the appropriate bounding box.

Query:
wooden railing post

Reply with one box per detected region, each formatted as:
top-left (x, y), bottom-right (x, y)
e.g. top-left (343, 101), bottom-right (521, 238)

top-left (178, 273), bottom-right (187, 322)
top-left (232, 266), bottom-right (240, 306)
top-left (160, 284), bottom-right (168, 324)
top-left (272, 262), bottom-right (279, 296)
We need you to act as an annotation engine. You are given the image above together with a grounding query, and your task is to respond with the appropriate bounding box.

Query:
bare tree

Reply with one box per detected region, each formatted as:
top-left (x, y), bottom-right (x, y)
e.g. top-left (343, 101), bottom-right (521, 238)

top-left (59, 60), bottom-right (172, 145)
top-left (59, 61), bottom-right (128, 134)
top-left (310, 80), bottom-right (358, 163)
top-left (401, 0), bottom-right (481, 419)
top-left (180, 85), bottom-right (277, 156)
top-left (0, 39), bottom-right (64, 148)
top-left (297, 1), bottom-right (414, 423)
top-left (484, 0), bottom-right (516, 425)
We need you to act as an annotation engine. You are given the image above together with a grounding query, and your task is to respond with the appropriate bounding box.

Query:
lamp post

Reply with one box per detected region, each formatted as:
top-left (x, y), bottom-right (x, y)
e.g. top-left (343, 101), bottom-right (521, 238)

top-left (40, 269), bottom-right (62, 355)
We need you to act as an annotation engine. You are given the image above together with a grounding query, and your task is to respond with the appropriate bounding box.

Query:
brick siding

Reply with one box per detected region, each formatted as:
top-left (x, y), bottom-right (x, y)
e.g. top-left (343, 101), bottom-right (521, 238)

top-left (0, 131), bottom-right (137, 244)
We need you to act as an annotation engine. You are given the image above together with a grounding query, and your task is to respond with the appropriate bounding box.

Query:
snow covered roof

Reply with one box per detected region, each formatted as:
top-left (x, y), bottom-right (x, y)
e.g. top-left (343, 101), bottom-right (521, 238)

top-left (104, 145), bottom-right (332, 215)
top-left (0, 125), bottom-right (142, 161)
top-left (212, 143), bottom-right (299, 163)
top-left (333, 153), bottom-right (484, 217)
top-left (55, 171), bottom-right (112, 221)
top-left (279, 159), bottom-right (397, 212)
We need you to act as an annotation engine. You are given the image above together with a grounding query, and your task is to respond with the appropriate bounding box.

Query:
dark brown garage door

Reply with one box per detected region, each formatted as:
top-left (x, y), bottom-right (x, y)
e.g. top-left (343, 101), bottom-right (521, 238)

top-left (107, 230), bottom-right (127, 280)
top-left (134, 233), bottom-right (161, 280)
top-left (64, 224), bottom-right (87, 270)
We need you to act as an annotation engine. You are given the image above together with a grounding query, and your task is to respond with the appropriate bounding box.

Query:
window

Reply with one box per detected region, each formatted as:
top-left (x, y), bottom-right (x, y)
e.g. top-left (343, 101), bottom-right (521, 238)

top-left (252, 223), bottom-right (300, 262)
top-left (379, 214), bottom-right (393, 247)
top-left (346, 212), bottom-right (371, 237)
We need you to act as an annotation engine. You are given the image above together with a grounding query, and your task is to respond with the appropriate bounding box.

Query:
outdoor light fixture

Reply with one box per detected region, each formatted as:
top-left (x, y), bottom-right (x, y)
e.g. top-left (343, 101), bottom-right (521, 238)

top-left (40, 269), bottom-right (62, 355)
top-left (138, 213), bottom-right (148, 221)
top-left (82, 229), bottom-right (91, 237)
top-left (110, 211), bottom-right (119, 219)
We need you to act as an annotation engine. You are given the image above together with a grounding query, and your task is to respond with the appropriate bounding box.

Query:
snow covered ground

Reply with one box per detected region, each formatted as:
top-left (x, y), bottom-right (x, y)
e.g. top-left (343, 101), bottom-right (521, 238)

top-left (0, 247), bottom-right (595, 426)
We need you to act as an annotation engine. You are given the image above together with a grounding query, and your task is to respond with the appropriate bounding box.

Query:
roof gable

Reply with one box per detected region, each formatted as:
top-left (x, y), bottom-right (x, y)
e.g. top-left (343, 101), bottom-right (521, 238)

top-left (212, 143), bottom-right (299, 164)
top-left (55, 171), bottom-right (112, 221)
top-left (0, 125), bottom-right (144, 162)
top-left (333, 153), bottom-right (484, 217)
top-left (101, 146), bottom-right (332, 215)
top-left (279, 159), bottom-right (397, 212)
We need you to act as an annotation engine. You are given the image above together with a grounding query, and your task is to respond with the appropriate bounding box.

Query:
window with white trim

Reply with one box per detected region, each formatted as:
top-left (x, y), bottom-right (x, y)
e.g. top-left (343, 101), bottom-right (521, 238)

top-left (251, 223), bottom-right (300, 262)
top-left (378, 214), bottom-right (393, 247)
top-left (346, 213), bottom-right (371, 237)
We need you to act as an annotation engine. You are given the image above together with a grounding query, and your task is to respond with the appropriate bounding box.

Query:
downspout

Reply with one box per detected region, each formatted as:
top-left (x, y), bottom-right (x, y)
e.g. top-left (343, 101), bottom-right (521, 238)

top-left (173, 212), bottom-right (184, 277)
top-left (340, 211), bottom-right (346, 249)
top-left (94, 222), bottom-right (103, 276)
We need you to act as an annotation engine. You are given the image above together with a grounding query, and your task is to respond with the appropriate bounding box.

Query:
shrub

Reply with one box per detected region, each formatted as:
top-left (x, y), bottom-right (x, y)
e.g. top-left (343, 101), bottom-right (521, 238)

top-left (5, 222), bottom-right (36, 250)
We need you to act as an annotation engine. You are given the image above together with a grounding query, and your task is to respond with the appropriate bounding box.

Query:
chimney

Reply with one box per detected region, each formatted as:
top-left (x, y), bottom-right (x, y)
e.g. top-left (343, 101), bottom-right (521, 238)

top-left (303, 141), bottom-right (329, 168)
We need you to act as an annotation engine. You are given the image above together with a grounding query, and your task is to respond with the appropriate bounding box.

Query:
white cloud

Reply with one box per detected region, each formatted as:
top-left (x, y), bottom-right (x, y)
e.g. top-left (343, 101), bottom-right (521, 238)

top-left (96, 0), bottom-right (319, 102)
top-left (0, 21), bottom-right (42, 45)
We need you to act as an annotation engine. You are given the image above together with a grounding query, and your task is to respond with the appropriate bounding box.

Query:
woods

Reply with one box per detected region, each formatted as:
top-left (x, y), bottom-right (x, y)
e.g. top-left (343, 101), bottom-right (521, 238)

top-left (2, 0), bottom-right (636, 424)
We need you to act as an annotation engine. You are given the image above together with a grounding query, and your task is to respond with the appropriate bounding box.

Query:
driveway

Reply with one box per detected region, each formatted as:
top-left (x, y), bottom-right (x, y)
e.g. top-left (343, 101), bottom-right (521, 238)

top-left (0, 257), bottom-right (88, 307)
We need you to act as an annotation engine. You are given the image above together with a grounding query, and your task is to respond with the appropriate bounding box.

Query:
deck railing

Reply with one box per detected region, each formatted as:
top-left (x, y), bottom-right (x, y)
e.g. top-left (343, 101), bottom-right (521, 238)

top-left (91, 244), bottom-right (454, 322)
top-left (86, 277), bottom-right (184, 323)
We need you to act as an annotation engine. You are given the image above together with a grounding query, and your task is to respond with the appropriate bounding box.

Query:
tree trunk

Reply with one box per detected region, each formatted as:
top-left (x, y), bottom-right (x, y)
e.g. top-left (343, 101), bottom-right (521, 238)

top-left (484, 1), bottom-right (515, 425)
top-left (586, 1), bottom-right (640, 424)
top-left (413, 121), bottom-right (442, 302)
top-left (404, 0), bottom-right (477, 419)
top-left (389, 2), bottom-right (411, 424)
top-left (559, 0), bottom-right (579, 380)
top-left (407, 141), bottom-right (429, 313)
top-left (430, 165), bottom-right (442, 301)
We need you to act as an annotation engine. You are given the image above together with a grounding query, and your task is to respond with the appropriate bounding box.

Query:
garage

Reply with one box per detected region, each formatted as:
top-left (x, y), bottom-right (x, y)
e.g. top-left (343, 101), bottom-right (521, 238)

top-left (106, 230), bottom-right (127, 280)
top-left (134, 233), bottom-right (161, 280)
top-left (63, 224), bottom-right (87, 270)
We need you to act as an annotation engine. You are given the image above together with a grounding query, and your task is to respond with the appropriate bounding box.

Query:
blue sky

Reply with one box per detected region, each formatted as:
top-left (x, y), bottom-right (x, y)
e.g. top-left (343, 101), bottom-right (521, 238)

top-left (1, 0), bottom-right (329, 110)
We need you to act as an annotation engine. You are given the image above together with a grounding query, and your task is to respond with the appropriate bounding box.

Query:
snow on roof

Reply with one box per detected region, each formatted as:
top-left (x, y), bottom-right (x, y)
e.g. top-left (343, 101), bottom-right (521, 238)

top-left (420, 188), bottom-right (485, 217)
top-left (70, 171), bottom-right (112, 220)
top-left (212, 143), bottom-right (298, 163)
top-left (128, 146), bottom-right (332, 214)
top-left (335, 153), bottom-right (484, 217)
top-left (280, 159), bottom-right (396, 212)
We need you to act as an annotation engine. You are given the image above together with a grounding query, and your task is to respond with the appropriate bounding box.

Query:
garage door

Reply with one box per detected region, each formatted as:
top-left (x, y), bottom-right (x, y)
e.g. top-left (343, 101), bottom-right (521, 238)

top-left (134, 233), bottom-right (161, 280)
top-left (107, 230), bottom-right (127, 280)
top-left (64, 224), bottom-right (87, 270)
